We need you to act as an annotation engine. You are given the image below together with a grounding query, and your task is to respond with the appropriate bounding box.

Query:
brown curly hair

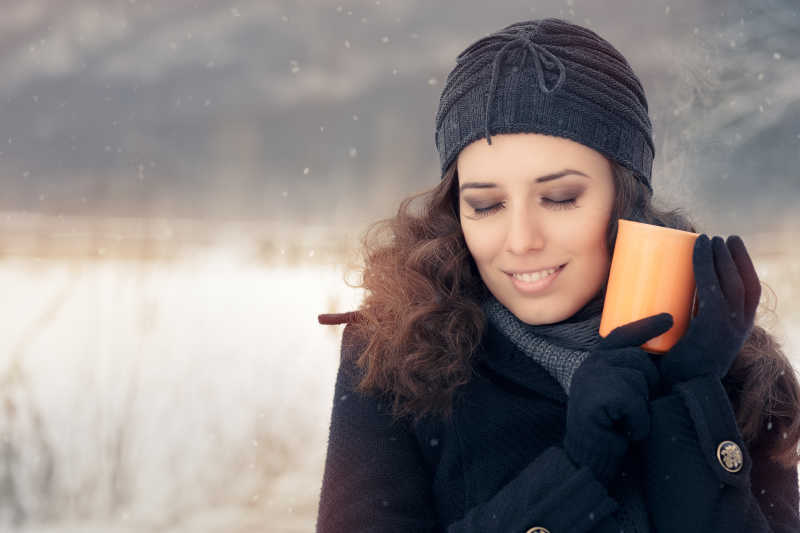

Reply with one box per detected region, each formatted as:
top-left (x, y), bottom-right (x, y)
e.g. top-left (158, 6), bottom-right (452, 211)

top-left (318, 160), bottom-right (800, 469)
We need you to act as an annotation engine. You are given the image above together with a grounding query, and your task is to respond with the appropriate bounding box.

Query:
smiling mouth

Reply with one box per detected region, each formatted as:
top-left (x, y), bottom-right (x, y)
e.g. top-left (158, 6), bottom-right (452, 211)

top-left (506, 263), bottom-right (566, 278)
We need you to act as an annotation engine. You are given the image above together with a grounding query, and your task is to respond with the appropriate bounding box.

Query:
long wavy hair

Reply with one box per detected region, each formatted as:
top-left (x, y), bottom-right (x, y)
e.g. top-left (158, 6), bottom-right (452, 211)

top-left (319, 160), bottom-right (800, 469)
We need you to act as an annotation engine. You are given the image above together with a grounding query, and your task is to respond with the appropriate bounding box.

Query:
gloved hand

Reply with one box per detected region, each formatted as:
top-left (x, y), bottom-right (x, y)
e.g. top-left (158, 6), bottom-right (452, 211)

top-left (656, 234), bottom-right (761, 393)
top-left (563, 313), bottom-right (674, 486)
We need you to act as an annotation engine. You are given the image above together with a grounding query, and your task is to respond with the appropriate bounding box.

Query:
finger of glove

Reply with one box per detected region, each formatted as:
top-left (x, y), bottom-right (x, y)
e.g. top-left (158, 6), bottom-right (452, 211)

top-left (711, 235), bottom-right (744, 321)
top-left (622, 395), bottom-right (650, 442)
top-left (693, 234), bottom-right (725, 313)
top-left (574, 348), bottom-right (660, 395)
top-left (603, 348), bottom-right (661, 393)
top-left (726, 235), bottom-right (761, 326)
top-left (600, 380), bottom-right (651, 442)
top-left (599, 313), bottom-right (674, 350)
top-left (657, 338), bottom-right (711, 387)
top-left (586, 372), bottom-right (650, 439)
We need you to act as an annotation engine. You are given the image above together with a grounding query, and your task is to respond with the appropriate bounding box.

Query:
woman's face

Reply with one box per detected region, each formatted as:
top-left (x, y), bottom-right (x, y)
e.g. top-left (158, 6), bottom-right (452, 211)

top-left (457, 132), bottom-right (615, 325)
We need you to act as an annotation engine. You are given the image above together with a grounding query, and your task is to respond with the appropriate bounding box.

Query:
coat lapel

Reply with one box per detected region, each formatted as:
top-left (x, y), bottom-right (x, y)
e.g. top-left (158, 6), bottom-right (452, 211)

top-left (475, 320), bottom-right (569, 405)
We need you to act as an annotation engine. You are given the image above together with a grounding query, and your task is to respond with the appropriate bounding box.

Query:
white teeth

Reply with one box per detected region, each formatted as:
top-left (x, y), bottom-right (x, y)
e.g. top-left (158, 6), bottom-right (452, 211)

top-left (512, 266), bottom-right (558, 283)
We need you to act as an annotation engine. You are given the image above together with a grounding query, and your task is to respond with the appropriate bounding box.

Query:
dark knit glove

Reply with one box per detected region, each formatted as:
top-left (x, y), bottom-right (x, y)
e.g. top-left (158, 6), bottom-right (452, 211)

top-left (563, 313), bottom-right (673, 486)
top-left (656, 234), bottom-right (761, 393)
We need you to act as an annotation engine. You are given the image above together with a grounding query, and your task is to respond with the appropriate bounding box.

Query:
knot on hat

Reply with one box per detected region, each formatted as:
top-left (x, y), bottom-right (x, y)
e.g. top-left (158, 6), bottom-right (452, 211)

top-left (456, 28), bottom-right (567, 146)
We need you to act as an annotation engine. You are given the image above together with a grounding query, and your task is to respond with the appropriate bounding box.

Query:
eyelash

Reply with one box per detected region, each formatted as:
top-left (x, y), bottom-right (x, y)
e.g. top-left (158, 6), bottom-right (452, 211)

top-left (471, 198), bottom-right (578, 218)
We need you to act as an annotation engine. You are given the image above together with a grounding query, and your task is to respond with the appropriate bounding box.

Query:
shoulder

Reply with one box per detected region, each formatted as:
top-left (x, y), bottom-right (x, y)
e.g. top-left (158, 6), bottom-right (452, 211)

top-left (335, 322), bottom-right (369, 387)
top-left (341, 321), bottom-right (366, 354)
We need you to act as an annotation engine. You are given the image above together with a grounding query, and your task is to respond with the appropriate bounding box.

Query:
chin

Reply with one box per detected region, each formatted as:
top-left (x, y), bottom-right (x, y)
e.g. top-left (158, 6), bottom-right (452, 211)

top-left (507, 300), bottom-right (567, 326)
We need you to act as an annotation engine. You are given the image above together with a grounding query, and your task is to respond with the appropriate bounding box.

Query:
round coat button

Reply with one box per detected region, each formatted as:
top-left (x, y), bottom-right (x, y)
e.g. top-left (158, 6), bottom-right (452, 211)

top-left (526, 528), bottom-right (550, 533)
top-left (717, 440), bottom-right (743, 472)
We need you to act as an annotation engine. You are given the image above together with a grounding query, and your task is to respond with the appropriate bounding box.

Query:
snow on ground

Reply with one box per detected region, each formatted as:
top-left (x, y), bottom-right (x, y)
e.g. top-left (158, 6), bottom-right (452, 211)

top-left (0, 228), bottom-right (797, 532)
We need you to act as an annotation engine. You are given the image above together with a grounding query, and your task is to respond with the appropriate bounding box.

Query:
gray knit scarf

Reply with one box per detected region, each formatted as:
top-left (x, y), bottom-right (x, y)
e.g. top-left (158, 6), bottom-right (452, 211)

top-left (480, 292), bottom-right (604, 394)
top-left (480, 291), bottom-right (650, 533)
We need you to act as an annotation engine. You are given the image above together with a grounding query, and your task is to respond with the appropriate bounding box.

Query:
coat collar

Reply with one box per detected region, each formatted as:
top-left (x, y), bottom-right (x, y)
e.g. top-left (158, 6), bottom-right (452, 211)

top-left (475, 319), bottom-right (569, 405)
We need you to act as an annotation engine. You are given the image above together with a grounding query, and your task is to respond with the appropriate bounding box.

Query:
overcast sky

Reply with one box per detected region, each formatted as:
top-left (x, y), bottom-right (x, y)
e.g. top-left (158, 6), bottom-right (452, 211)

top-left (0, 0), bottom-right (797, 236)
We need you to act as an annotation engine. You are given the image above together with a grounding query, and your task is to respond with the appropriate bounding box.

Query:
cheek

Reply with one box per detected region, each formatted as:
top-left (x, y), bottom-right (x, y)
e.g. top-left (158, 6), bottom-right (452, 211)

top-left (461, 223), bottom-right (502, 264)
top-left (556, 209), bottom-right (611, 257)
top-left (579, 221), bottom-right (612, 270)
top-left (556, 210), bottom-right (603, 239)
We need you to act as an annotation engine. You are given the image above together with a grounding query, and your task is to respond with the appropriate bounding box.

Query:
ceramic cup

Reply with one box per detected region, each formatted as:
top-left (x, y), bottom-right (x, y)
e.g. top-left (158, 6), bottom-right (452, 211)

top-left (599, 219), bottom-right (701, 354)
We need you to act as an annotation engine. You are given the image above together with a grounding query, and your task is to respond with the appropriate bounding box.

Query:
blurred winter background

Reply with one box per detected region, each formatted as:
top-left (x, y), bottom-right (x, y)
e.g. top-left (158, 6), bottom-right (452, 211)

top-left (0, 0), bottom-right (798, 531)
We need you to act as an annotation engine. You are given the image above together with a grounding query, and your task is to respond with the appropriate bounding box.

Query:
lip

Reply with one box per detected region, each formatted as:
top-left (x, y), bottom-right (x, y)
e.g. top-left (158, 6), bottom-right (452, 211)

top-left (504, 264), bottom-right (565, 275)
top-left (507, 263), bottom-right (566, 295)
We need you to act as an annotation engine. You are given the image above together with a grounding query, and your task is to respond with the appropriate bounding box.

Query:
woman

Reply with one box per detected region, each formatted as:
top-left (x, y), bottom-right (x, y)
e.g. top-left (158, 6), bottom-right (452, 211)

top-left (315, 18), bottom-right (800, 532)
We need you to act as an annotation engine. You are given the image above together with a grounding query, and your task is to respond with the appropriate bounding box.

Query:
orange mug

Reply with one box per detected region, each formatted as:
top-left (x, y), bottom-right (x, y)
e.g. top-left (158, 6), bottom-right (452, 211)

top-left (599, 219), bottom-right (701, 354)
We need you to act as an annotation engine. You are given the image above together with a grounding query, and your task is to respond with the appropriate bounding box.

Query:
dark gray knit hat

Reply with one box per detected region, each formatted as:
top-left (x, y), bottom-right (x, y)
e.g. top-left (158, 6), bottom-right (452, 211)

top-left (435, 18), bottom-right (654, 194)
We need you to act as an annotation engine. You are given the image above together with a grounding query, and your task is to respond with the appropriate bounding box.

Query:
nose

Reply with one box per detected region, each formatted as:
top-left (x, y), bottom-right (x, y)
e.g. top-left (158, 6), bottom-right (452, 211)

top-left (505, 202), bottom-right (545, 254)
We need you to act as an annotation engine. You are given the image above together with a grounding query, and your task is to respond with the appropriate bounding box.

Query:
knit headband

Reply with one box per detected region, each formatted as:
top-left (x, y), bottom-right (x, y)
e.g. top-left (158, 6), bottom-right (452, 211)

top-left (434, 18), bottom-right (654, 194)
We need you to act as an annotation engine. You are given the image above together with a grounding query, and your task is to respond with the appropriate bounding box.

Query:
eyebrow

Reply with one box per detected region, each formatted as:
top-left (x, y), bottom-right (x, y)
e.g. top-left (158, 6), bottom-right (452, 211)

top-left (459, 169), bottom-right (590, 192)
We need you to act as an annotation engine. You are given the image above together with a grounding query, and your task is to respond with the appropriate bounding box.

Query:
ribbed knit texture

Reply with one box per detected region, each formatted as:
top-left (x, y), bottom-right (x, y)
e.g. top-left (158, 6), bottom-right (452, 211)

top-left (480, 292), bottom-right (603, 394)
top-left (435, 18), bottom-right (655, 194)
top-left (481, 291), bottom-right (651, 532)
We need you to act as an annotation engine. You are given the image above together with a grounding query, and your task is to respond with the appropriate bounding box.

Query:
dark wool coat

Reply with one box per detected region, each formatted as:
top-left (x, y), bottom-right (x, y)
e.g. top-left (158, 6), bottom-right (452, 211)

top-left (316, 319), bottom-right (800, 532)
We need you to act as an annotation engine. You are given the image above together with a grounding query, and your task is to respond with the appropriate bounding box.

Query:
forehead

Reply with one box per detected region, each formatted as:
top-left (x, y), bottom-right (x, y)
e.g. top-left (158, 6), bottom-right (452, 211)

top-left (456, 133), bottom-right (609, 181)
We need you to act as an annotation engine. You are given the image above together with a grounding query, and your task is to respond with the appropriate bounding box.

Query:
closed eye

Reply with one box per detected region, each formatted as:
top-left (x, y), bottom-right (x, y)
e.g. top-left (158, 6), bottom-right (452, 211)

top-left (471, 198), bottom-right (578, 218)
